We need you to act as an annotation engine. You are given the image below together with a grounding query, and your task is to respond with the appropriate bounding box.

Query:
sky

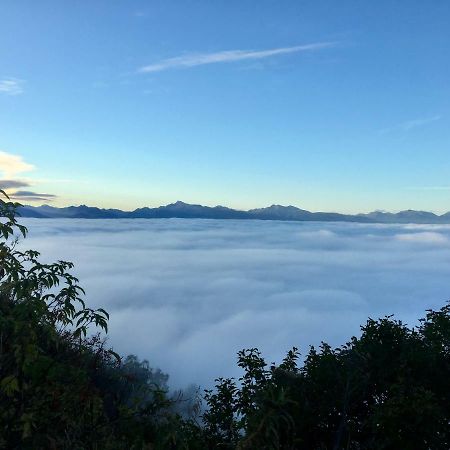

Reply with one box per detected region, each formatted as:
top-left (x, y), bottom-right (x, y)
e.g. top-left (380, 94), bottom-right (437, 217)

top-left (1, 1), bottom-right (450, 213)
top-left (21, 218), bottom-right (450, 388)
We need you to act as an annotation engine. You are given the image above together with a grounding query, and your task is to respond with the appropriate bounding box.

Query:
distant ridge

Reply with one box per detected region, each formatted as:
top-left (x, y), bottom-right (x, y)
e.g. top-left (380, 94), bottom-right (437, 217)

top-left (17, 201), bottom-right (450, 224)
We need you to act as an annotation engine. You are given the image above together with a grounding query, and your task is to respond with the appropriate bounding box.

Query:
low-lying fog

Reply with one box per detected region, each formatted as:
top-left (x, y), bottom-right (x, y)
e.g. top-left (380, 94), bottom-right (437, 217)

top-left (20, 218), bottom-right (450, 388)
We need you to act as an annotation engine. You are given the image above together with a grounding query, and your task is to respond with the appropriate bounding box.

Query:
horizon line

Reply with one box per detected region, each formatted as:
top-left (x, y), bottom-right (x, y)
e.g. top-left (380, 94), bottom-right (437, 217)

top-left (18, 200), bottom-right (449, 217)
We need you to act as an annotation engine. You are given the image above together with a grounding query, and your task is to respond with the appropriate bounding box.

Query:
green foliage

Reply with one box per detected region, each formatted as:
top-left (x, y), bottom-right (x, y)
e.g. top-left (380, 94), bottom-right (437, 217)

top-left (202, 311), bottom-right (450, 449)
top-left (1, 189), bottom-right (450, 449)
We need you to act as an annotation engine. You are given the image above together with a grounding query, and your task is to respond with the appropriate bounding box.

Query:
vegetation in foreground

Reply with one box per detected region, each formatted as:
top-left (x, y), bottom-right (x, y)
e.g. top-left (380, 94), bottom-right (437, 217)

top-left (1, 193), bottom-right (449, 449)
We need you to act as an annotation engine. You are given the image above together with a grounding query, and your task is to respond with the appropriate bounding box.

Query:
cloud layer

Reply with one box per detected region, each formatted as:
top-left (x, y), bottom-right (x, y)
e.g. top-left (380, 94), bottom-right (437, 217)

top-left (20, 219), bottom-right (450, 388)
top-left (138, 42), bottom-right (335, 73)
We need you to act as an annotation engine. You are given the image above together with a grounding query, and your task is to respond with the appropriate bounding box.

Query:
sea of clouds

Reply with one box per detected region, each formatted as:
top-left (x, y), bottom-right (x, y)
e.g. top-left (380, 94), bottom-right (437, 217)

top-left (20, 218), bottom-right (450, 388)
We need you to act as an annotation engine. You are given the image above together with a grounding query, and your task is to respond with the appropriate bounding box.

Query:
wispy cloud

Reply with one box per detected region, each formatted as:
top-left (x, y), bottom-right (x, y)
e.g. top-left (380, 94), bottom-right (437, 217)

top-left (401, 115), bottom-right (442, 131)
top-left (11, 190), bottom-right (57, 202)
top-left (138, 42), bottom-right (336, 73)
top-left (0, 77), bottom-right (25, 95)
top-left (0, 151), bottom-right (34, 178)
top-left (406, 186), bottom-right (450, 191)
top-left (380, 115), bottom-right (441, 134)
top-left (0, 179), bottom-right (31, 189)
top-left (0, 152), bottom-right (58, 203)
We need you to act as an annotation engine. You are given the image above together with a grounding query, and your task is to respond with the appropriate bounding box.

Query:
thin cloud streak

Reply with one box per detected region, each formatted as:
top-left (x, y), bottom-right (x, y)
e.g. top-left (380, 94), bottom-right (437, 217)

top-left (380, 115), bottom-right (441, 134)
top-left (0, 179), bottom-right (31, 189)
top-left (11, 190), bottom-right (57, 202)
top-left (406, 186), bottom-right (450, 191)
top-left (0, 78), bottom-right (25, 95)
top-left (138, 42), bottom-right (336, 73)
top-left (401, 115), bottom-right (442, 131)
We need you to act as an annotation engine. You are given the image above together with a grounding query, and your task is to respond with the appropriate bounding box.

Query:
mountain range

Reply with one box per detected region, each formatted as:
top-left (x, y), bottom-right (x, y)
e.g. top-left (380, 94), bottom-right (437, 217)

top-left (16, 201), bottom-right (450, 224)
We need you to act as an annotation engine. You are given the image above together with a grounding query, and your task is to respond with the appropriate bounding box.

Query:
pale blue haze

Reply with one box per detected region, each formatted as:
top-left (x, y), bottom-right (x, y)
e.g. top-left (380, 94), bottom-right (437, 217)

top-left (0, 1), bottom-right (449, 212)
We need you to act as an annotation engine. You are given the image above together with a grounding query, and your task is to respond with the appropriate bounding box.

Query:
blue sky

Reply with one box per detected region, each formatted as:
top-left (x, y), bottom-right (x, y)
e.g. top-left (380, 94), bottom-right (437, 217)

top-left (0, 0), bottom-right (449, 213)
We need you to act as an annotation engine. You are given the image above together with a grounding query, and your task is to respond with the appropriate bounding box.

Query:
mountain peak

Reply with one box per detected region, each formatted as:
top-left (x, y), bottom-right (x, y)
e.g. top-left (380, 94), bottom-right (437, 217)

top-left (166, 200), bottom-right (192, 208)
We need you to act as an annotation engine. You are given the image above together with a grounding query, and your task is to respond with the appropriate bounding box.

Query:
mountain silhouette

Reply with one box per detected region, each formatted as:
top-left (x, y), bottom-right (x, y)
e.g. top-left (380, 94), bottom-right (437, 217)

top-left (17, 202), bottom-right (450, 224)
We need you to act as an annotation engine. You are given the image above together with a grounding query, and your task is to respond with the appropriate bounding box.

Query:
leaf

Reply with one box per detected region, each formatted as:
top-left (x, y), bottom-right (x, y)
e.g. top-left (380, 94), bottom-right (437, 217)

top-left (1, 375), bottom-right (19, 395)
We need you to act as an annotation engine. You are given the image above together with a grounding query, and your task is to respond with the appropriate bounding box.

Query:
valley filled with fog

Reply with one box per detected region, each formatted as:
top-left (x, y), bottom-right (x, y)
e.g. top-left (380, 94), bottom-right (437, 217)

top-left (20, 218), bottom-right (450, 388)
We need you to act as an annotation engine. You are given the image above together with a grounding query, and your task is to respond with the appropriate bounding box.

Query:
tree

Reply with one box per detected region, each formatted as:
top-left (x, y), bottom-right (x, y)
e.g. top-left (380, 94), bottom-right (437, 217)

top-left (0, 192), bottom-right (191, 449)
top-left (202, 310), bottom-right (450, 449)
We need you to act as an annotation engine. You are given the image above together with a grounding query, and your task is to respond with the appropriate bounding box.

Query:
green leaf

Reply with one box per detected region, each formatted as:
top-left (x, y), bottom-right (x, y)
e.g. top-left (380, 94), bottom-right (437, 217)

top-left (1, 375), bottom-right (19, 395)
